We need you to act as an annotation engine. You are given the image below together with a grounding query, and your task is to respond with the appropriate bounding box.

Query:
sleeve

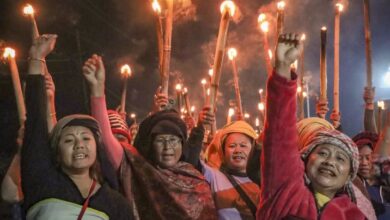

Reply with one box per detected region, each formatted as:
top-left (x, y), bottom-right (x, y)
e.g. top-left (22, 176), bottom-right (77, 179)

top-left (261, 72), bottom-right (304, 198)
top-left (184, 126), bottom-right (205, 170)
top-left (21, 75), bottom-right (56, 196)
top-left (90, 96), bottom-right (123, 170)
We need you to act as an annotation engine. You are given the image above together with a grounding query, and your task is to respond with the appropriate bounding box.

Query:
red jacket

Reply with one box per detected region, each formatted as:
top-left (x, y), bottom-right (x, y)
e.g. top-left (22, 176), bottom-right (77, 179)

top-left (256, 72), bottom-right (365, 220)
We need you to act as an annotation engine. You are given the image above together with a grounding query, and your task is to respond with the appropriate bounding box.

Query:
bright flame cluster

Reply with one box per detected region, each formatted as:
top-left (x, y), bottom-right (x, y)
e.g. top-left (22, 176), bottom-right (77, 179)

top-left (258, 13), bottom-right (269, 33)
top-left (228, 108), bottom-right (235, 117)
top-left (321, 26), bottom-right (327, 31)
top-left (301, 34), bottom-right (306, 41)
top-left (277, 1), bottom-right (286, 10)
top-left (3, 47), bottom-right (15, 58)
top-left (23, 4), bottom-right (35, 16)
top-left (201, 78), bottom-right (207, 85)
top-left (220, 0), bottom-right (236, 17)
top-left (183, 87), bottom-right (188, 94)
top-left (378, 101), bottom-right (385, 110)
top-left (121, 64), bottom-right (132, 77)
top-left (152, 0), bottom-right (161, 14)
top-left (258, 102), bottom-right (265, 111)
top-left (208, 69), bottom-right (214, 77)
top-left (175, 84), bottom-right (182, 91)
top-left (335, 3), bottom-right (344, 12)
top-left (227, 48), bottom-right (237, 60)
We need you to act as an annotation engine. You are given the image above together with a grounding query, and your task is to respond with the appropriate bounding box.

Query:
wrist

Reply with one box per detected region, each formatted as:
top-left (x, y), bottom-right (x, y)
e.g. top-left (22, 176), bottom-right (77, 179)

top-left (90, 85), bottom-right (105, 97)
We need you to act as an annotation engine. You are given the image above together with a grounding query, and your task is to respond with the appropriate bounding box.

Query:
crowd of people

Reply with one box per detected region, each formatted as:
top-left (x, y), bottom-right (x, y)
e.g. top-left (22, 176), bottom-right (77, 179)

top-left (0, 31), bottom-right (390, 220)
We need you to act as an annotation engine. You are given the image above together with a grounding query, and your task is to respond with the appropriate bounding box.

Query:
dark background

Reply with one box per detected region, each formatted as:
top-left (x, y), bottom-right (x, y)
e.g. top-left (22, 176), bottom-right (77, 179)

top-left (1, 0), bottom-right (390, 136)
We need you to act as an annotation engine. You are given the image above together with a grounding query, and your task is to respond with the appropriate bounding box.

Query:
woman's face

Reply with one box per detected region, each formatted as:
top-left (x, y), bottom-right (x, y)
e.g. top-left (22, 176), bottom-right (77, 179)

top-left (358, 145), bottom-right (373, 180)
top-left (306, 144), bottom-right (351, 197)
top-left (223, 133), bottom-right (253, 173)
top-left (58, 126), bottom-right (97, 175)
top-left (153, 134), bottom-right (182, 168)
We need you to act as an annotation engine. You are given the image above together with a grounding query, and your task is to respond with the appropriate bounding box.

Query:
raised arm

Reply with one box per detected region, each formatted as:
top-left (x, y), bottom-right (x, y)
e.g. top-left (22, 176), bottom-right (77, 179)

top-left (22, 34), bottom-right (58, 191)
top-left (261, 34), bottom-right (304, 196)
top-left (363, 87), bottom-right (377, 133)
top-left (83, 55), bottom-right (123, 170)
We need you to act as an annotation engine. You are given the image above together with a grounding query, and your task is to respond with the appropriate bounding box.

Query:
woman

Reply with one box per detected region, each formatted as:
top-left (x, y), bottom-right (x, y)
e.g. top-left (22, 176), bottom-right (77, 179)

top-left (83, 55), bottom-right (217, 219)
top-left (22, 35), bottom-right (132, 219)
top-left (257, 33), bottom-right (365, 219)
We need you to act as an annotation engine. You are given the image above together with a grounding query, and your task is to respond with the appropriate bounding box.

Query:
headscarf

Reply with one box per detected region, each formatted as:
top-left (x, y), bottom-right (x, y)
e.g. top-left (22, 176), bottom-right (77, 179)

top-left (205, 120), bottom-right (258, 169)
top-left (352, 131), bottom-right (378, 150)
top-left (297, 117), bottom-right (335, 151)
top-left (300, 129), bottom-right (359, 180)
top-left (133, 109), bottom-right (187, 163)
top-left (50, 114), bottom-right (118, 189)
top-left (107, 110), bottom-right (131, 143)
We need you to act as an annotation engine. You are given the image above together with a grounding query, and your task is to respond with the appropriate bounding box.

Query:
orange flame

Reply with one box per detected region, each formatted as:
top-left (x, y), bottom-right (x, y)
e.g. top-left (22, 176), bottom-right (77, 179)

top-left (183, 87), bottom-right (188, 93)
top-left (23, 4), bottom-right (34, 16)
top-left (121, 64), bottom-right (132, 77)
top-left (244, 113), bottom-right (250, 119)
top-left (152, 0), bottom-right (161, 14)
top-left (3, 47), bottom-right (15, 58)
top-left (259, 89), bottom-right (263, 94)
top-left (175, 84), bottom-right (182, 91)
top-left (130, 113), bottom-right (136, 118)
top-left (228, 108), bottom-right (235, 117)
top-left (277, 1), bottom-right (286, 10)
top-left (297, 86), bottom-right (302, 93)
top-left (378, 101), bottom-right (385, 109)
top-left (255, 117), bottom-right (260, 126)
top-left (335, 3), bottom-right (344, 12)
top-left (220, 0), bottom-right (236, 17)
top-left (301, 34), bottom-right (306, 41)
top-left (227, 48), bottom-right (237, 60)
top-left (191, 106), bottom-right (196, 112)
top-left (260, 21), bottom-right (269, 33)
top-left (321, 26), bottom-right (327, 31)
top-left (303, 91), bottom-right (307, 97)
top-left (208, 68), bottom-right (214, 77)
top-left (268, 49), bottom-right (273, 59)
top-left (201, 78), bottom-right (207, 85)
top-left (257, 13), bottom-right (266, 23)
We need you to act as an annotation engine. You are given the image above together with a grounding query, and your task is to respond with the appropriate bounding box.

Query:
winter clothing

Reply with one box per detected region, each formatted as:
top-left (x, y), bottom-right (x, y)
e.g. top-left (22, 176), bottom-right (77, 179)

top-left (257, 72), bottom-right (365, 220)
top-left (107, 110), bottom-right (132, 142)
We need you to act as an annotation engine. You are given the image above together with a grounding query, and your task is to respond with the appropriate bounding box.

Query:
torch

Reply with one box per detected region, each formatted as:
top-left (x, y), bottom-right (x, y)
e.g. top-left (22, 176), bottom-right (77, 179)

top-left (258, 102), bottom-right (265, 132)
top-left (175, 83), bottom-right (183, 112)
top-left (331, 3), bottom-right (344, 127)
top-left (227, 47), bottom-right (243, 120)
top-left (298, 34), bottom-right (306, 120)
top-left (120, 64), bottom-right (132, 114)
top-left (363, 0), bottom-right (373, 89)
top-left (3, 48), bottom-right (26, 125)
top-left (23, 4), bottom-right (39, 39)
top-left (160, 0), bottom-right (174, 96)
top-left (182, 87), bottom-right (192, 117)
top-left (227, 107), bottom-right (235, 124)
top-left (377, 101), bottom-right (385, 133)
top-left (207, 0), bottom-right (236, 114)
top-left (317, 26), bottom-right (328, 119)
top-left (276, 1), bottom-right (286, 42)
top-left (201, 78), bottom-right (207, 103)
top-left (152, 0), bottom-right (164, 74)
top-left (258, 13), bottom-right (273, 76)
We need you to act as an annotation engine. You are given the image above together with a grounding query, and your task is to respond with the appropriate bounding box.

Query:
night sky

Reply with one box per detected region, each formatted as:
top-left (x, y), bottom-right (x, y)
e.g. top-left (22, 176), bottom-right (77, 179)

top-left (1, 0), bottom-right (390, 137)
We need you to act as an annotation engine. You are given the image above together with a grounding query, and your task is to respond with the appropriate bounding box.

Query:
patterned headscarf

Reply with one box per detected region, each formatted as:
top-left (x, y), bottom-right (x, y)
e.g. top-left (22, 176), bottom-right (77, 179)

top-left (352, 131), bottom-right (378, 150)
top-left (300, 129), bottom-right (360, 180)
top-left (107, 110), bottom-right (131, 143)
top-left (297, 117), bottom-right (335, 151)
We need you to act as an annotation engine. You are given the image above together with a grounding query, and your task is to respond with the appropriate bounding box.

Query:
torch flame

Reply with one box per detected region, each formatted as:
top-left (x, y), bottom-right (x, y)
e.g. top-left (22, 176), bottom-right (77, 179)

top-left (228, 108), bottom-right (235, 117)
top-left (297, 86), bottom-right (302, 93)
top-left (257, 13), bottom-right (266, 23)
top-left (208, 69), bottom-right (214, 77)
top-left (120, 64), bottom-right (132, 77)
top-left (259, 89), bottom-right (263, 94)
top-left (258, 102), bottom-right (265, 111)
top-left (152, 0), bottom-right (161, 14)
top-left (301, 34), bottom-right (306, 41)
top-left (244, 113), bottom-right (250, 119)
top-left (227, 48), bottom-right (237, 60)
top-left (321, 26), bottom-right (327, 31)
top-left (220, 0), bottom-right (236, 17)
top-left (175, 84), bottom-right (182, 91)
top-left (191, 106), bottom-right (196, 112)
top-left (255, 117), bottom-right (260, 127)
top-left (130, 113), bottom-right (136, 118)
top-left (335, 3), bottom-right (344, 12)
top-left (23, 4), bottom-right (34, 16)
top-left (268, 49), bottom-right (273, 59)
top-left (183, 87), bottom-right (188, 93)
top-left (3, 47), bottom-right (16, 58)
top-left (207, 88), bottom-right (210, 96)
top-left (378, 101), bottom-right (385, 109)
top-left (277, 1), bottom-right (286, 10)
top-left (201, 78), bottom-right (207, 85)
top-left (303, 91), bottom-right (307, 97)
top-left (260, 21), bottom-right (269, 33)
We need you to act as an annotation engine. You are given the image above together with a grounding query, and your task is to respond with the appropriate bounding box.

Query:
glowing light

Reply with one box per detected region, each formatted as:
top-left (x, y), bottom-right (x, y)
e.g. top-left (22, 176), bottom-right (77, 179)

top-left (255, 117), bottom-right (260, 126)
top-left (208, 69), bottom-right (214, 77)
top-left (383, 70), bottom-right (390, 87)
top-left (220, 0), bottom-right (236, 17)
top-left (120, 64), bottom-right (132, 77)
top-left (277, 1), bottom-right (286, 10)
top-left (268, 49), bottom-right (273, 59)
top-left (130, 113), bottom-right (136, 118)
top-left (175, 84), bottom-right (182, 91)
top-left (259, 89), bottom-right (263, 94)
top-left (227, 48), bottom-right (237, 60)
top-left (201, 78), bottom-right (207, 85)
top-left (191, 106), bottom-right (196, 112)
top-left (183, 87), bottom-right (188, 94)
top-left (378, 101), bottom-right (385, 110)
top-left (207, 88), bottom-right (210, 96)
top-left (335, 3), bottom-right (344, 12)
top-left (303, 92), bottom-right (307, 97)
top-left (228, 108), bottom-right (235, 117)
top-left (244, 113), bottom-right (250, 119)
top-left (301, 34), bottom-right (306, 41)
top-left (23, 4), bottom-right (34, 16)
top-left (297, 86), bottom-right (302, 93)
top-left (260, 21), bottom-right (269, 33)
top-left (257, 13), bottom-right (266, 23)
top-left (321, 26), bottom-right (327, 31)
top-left (152, 0), bottom-right (162, 14)
top-left (3, 47), bottom-right (16, 58)
top-left (258, 102), bottom-right (265, 111)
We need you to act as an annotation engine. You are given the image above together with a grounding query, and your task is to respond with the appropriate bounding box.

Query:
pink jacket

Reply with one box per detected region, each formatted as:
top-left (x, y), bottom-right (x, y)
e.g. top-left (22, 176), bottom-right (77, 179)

top-left (256, 72), bottom-right (365, 220)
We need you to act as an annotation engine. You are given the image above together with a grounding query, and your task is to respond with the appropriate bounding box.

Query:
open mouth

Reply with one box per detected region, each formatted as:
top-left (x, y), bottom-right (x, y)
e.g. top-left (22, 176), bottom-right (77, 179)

top-left (232, 155), bottom-right (246, 161)
top-left (73, 153), bottom-right (88, 160)
top-left (318, 167), bottom-right (336, 177)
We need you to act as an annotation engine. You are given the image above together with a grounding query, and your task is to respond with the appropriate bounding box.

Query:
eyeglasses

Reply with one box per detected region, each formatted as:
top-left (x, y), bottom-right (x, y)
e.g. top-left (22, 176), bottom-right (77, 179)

top-left (154, 137), bottom-right (182, 146)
